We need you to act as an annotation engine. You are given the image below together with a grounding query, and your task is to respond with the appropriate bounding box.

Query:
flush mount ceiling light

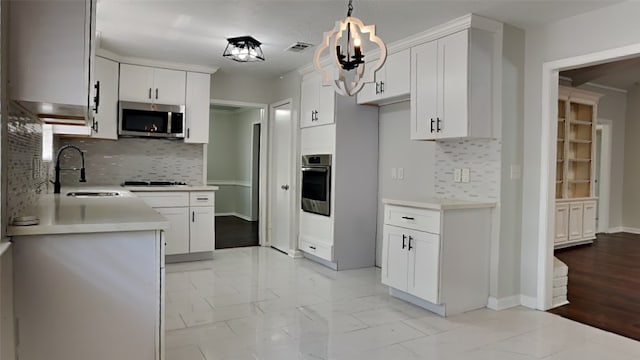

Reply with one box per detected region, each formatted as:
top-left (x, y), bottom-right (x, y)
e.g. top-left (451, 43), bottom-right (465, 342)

top-left (314, 0), bottom-right (386, 97)
top-left (223, 36), bottom-right (265, 62)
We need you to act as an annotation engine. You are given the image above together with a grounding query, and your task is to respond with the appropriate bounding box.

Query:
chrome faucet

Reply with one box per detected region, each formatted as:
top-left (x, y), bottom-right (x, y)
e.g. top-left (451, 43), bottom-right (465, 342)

top-left (52, 145), bottom-right (86, 194)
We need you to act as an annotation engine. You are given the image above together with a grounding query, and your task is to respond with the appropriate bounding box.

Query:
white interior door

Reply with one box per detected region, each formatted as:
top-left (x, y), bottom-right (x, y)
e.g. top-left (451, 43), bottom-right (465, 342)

top-left (270, 101), bottom-right (293, 253)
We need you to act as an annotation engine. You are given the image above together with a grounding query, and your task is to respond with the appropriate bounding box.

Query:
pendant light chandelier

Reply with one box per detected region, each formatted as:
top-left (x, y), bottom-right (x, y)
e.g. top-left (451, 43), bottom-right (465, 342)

top-left (223, 36), bottom-right (265, 62)
top-left (314, 0), bottom-right (386, 97)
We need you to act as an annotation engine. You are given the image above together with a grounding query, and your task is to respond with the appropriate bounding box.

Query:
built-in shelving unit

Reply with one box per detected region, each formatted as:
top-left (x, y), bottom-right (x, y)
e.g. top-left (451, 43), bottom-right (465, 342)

top-left (554, 86), bottom-right (602, 249)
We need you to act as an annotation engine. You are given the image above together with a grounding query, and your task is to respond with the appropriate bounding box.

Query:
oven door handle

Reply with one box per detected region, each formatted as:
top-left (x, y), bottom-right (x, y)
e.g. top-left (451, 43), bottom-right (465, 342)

top-left (301, 167), bottom-right (329, 173)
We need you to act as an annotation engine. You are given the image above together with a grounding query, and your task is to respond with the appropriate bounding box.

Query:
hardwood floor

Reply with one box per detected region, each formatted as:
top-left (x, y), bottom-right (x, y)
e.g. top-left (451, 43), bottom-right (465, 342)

top-left (550, 232), bottom-right (640, 341)
top-left (215, 216), bottom-right (259, 249)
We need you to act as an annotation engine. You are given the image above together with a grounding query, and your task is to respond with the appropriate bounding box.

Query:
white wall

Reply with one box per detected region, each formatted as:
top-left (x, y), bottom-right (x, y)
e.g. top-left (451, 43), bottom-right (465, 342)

top-left (521, 1), bottom-right (640, 299)
top-left (211, 70), bottom-right (277, 105)
top-left (622, 86), bottom-right (640, 228)
top-left (376, 101), bottom-right (436, 266)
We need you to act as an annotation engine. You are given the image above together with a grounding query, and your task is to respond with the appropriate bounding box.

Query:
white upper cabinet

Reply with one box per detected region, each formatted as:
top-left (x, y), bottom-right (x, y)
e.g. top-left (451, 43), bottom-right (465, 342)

top-left (411, 29), bottom-right (494, 140)
top-left (184, 72), bottom-right (211, 143)
top-left (300, 72), bottom-right (335, 128)
top-left (9, 0), bottom-right (96, 113)
top-left (119, 64), bottom-right (186, 105)
top-left (357, 49), bottom-right (411, 105)
top-left (91, 56), bottom-right (119, 140)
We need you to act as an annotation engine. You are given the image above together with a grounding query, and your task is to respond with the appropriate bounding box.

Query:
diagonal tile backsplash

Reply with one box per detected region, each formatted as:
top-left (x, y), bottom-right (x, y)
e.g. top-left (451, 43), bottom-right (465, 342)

top-left (57, 137), bottom-right (204, 186)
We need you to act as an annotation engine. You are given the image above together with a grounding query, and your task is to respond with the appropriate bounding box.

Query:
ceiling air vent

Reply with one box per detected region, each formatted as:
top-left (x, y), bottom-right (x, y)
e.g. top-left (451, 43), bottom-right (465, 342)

top-left (285, 42), bottom-right (314, 53)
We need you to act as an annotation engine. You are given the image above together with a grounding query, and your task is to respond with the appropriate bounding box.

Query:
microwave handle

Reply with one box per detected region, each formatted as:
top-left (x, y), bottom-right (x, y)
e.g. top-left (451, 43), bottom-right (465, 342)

top-left (301, 167), bottom-right (328, 173)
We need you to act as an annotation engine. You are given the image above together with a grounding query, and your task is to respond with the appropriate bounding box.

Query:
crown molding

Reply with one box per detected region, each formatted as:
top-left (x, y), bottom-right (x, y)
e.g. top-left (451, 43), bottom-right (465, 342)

top-left (297, 13), bottom-right (502, 75)
top-left (96, 48), bottom-right (219, 74)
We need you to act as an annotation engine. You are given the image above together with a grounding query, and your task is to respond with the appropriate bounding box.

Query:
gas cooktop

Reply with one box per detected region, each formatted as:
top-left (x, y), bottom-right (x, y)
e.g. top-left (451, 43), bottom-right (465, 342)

top-left (121, 181), bottom-right (188, 186)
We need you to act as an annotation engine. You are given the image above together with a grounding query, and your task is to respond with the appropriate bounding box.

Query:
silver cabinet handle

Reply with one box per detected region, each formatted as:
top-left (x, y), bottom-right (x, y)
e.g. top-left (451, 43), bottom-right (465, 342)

top-left (309, 245), bottom-right (316, 250)
top-left (148, 88), bottom-right (152, 99)
top-left (281, 185), bottom-right (290, 190)
top-left (402, 234), bottom-right (407, 249)
top-left (380, 81), bottom-right (384, 93)
top-left (401, 216), bottom-right (415, 220)
top-left (408, 236), bottom-right (413, 251)
top-left (155, 88), bottom-right (159, 100)
top-left (196, 197), bottom-right (208, 201)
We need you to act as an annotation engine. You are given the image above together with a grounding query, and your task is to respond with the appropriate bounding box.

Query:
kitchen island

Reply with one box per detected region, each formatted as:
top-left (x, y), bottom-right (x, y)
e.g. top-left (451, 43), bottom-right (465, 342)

top-left (7, 189), bottom-right (169, 360)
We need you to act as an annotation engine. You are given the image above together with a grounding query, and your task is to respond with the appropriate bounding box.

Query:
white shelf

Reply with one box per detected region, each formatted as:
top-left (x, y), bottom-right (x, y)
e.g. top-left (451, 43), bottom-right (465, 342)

top-left (568, 158), bottom-right (591, 162)
top-left (569, 120), bottom-right (592, 126)
top-left (569, 139), bottom-right (592, 144)
top-left (568, 179), bottom-right (590, 184)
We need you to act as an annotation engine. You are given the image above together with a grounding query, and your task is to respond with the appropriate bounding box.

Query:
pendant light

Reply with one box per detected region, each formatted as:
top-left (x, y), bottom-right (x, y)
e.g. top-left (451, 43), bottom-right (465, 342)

top-left (223, 36), bottom-right (265, 62)
top-left (314, 0), bottom-right (386, 96)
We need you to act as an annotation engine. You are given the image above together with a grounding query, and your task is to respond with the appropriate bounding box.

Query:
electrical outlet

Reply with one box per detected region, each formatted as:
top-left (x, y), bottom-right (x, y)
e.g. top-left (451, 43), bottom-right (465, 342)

top-left (391, 168), bottom-right (397, 180)
top-left (397, 167), bottom-right (404, 180)
top-left (454, 168), bottom-right (462, 183)
top-left (461, 168), bottom-right (470, 183)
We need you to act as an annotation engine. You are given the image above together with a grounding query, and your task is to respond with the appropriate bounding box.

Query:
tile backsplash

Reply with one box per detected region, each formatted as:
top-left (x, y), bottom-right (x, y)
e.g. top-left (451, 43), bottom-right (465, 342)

top-left (434, 139), bottom-right (501, 201)
top-left (6, 102), bottom-right (49, 221)
top-left (57, 137), bottom-right (204, 186)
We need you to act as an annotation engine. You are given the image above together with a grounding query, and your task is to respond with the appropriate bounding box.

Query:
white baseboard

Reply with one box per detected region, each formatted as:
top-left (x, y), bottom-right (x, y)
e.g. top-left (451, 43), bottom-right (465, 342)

top-left (487, 295), bottom-right (521, 311)
top-left (607, 226), bottom-right (624, 233)
top-left (288, 249), bottom-right (304, 258)
top-left (519, 295), bottom-right (538, 309)
top-left (215, 212), bottom-right (254, 222)
top-left (621, 227), bottom-right (640, 234)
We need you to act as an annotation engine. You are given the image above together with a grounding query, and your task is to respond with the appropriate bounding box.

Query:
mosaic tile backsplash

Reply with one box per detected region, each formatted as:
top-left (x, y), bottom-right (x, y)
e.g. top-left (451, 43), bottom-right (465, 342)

top-left (57, 138), bottom-right (204, 186)
top-left (6, 102), bottom-right (49, 221)
top-left (434, 139), bottom-right (501, 201)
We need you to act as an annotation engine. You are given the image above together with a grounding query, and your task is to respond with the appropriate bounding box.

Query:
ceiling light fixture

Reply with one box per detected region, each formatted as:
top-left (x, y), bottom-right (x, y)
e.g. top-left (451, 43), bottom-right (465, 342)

top-left (314, 0), bottom-right (386, 97)
top-left (223, 36), bottom-right (265, 62)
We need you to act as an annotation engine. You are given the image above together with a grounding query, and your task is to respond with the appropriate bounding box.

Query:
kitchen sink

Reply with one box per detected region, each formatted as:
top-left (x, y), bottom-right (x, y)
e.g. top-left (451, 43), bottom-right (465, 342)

top-left (66, 191), bottom-right (123, 198)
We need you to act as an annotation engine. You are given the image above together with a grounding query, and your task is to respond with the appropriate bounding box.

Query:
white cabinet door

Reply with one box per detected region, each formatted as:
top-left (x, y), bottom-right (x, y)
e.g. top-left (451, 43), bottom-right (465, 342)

top-left (381, 226), bottom-right (409, 291)
top-left (438, 30), bottom-right (469, 139)
top-left (407, 230), bottom-right (440, 304)
top-left (119, 64), bottom-right (155, 102)
top-left (555, 203), bottom-right (569, 244)
top-left (317, 82), bottom-right (335, 127)
top-left (190, 206), bottom-right (215, 252)
top-left (411, 40), bottom-right (439, 140)
top-left (155, 207), bottom-right (190, 255)
top-left (91, 56), bottom-right (118, 140)
top-left (582, 201), bottom-right (597, 239)
top-left (153, 68), bottom-right (186, 105)
top-left (383, 49), bottom-right (410, 99)
top-left (184, 72), bottom-right (211, 143)
top-left (568, 203), bottom-right (584, 241)
top-left (300, 72), bottom-right (320, 128)
top-left (355, 70), bottom-right (380, 104)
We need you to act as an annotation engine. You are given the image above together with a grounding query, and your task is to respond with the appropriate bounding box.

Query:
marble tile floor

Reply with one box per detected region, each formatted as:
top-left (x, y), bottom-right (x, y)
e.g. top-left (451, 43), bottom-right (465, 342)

top-left (165, 247), bottom-right (640, 360)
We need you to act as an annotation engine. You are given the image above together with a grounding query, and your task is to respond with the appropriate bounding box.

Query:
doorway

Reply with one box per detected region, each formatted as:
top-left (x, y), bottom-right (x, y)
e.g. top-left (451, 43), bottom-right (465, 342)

top-left (208, 100), bottom-right (268, 249)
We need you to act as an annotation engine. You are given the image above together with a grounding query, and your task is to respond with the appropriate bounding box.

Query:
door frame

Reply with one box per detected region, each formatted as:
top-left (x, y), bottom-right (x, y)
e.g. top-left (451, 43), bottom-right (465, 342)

top-left (207, 99), bottom-right (269, 246)
top-left (595, 119), bottom-right (612, 233)
top-left (268, 98), bottom-right (299, 256)
top-left (537, 43), bottom-right (640, 310)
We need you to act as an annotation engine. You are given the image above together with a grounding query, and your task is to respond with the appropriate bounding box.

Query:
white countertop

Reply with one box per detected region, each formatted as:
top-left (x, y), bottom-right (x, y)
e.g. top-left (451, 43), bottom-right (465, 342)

top-left (123, 185), bottom-right (219, 192)
top-left (7, 188), bottom-right (170, 237)
top-left (382, 198), bottom-right (496, 210)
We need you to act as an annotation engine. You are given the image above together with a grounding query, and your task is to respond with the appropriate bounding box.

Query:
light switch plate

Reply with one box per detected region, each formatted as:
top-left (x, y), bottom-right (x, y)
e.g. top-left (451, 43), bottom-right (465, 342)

top-left (461, 168), bottom-right (470, 183)
top-left (454, 168), bottom-right (462, 183)
top-left (391, 168), bottom-right (397, 180)
top-left (397, 167), bottom-right (404, 180)
top-left (511, 164), bottom-right (522, 180)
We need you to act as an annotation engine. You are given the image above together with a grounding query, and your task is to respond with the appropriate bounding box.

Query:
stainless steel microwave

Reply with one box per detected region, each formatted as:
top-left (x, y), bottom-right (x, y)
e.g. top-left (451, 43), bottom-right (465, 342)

top-left (118, 101), bottom-right (185, 138)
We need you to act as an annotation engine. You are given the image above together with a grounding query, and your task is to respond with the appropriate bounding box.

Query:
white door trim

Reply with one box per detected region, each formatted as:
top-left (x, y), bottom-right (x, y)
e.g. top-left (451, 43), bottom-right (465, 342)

top-left (268, 98), bottom-right (297, 255)
top-left (537, 43), bottom-right (640, 311)
top-left (596, 119), bottom-right (612, 233)
top-left (209, 99), bottom-right (269, 247)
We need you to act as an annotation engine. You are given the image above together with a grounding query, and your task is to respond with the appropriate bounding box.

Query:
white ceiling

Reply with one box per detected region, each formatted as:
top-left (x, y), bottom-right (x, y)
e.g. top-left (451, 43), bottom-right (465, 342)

top-left (97, 0), bottom-right (621, 77)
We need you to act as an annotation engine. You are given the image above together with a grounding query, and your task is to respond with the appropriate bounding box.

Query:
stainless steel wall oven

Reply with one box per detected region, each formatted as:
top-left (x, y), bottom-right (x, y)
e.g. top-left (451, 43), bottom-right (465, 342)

top-left (301, 154), bottom-right (332, 216)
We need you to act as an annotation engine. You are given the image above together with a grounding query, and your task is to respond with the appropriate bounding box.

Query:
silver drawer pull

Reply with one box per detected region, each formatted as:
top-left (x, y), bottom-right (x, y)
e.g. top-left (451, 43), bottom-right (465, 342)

top-left (196, 197), bottom-right (209, 201)
top-left (401, 216), bottom-right (415, 220)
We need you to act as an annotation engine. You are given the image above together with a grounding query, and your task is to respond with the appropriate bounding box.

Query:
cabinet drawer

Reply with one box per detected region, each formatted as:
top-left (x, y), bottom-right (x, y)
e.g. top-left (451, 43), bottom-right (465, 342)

top-left (190, 192), bottom-right (215, 207)
top-left (385, 205), bottom-right (441, 234)
top-left (299, 239), bottom-right (333, 262)
top-left (134, 192), bottom-right (189, 207)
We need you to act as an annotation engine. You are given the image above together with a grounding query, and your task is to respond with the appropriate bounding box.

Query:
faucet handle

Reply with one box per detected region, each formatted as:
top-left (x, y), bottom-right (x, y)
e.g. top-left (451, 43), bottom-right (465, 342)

top-left (80, 168), bottom-right (87, 183)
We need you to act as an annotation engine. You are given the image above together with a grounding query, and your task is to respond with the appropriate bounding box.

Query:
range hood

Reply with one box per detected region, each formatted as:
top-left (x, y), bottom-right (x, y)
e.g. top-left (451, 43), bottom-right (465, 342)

top-left (18, 100), bottom-right (89, 126)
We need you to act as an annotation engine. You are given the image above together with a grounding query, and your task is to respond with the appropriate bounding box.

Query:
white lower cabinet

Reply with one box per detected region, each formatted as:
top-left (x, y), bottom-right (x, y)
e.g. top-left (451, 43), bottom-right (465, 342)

top-left (554, 199), bottom-right (597, 248)
top-left (134, 190), bottom-right (216, 255)
top-left (155, 207), bottom-right (189, 255)
top-left (382, 201), bottom-right (492, 316)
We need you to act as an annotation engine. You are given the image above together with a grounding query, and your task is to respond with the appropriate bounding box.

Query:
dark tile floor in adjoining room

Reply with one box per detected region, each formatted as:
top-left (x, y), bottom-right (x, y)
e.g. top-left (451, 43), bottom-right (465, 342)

top-left (550, 232), bottom-right (640, 341)
top-left (215, 215), bottom-right (259, 249)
